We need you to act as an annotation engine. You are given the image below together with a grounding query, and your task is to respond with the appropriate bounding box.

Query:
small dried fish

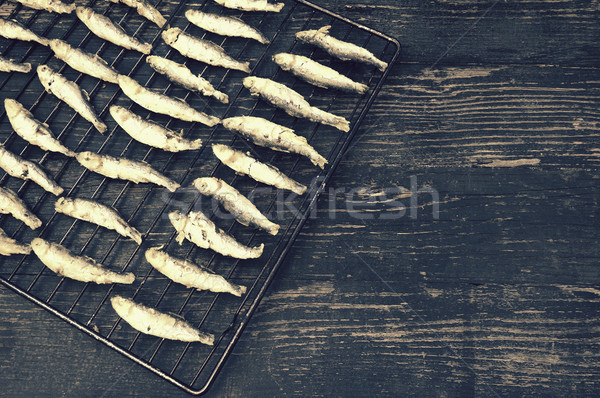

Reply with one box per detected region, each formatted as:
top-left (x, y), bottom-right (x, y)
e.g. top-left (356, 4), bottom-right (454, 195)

top-left (214, 0), bottom-right (284, 12)
top-left (49, 39), bottom-right (120, 84)
top-left (212, 144), bottom-right (307, 195)
top-left (222, 116), bottom-right (327, 169)
top-left (0, 186), bottom-right (42, 229)
top-left (146, 55), bottom-right (228, 103)
top-left (162, 27), bottom-right (251, 73)
top-left (37, 65), bottom-right (107, 133)
top-left (108, 0), bottom-right (167, 28)
top-left (76, 6), bottom-right (152, 54)
top-left (169, 210), bottom-right (264, 259)
top-left (243, 76), bottom-right (350, 132)
top-left (273, 53), bottom-right (368, 94)
top-left (55, 197), bottom-right (143, 244)
top-left (31, 238), bottom-right (135, 284)
top-left (296, 26), bottom-right (388, 72)
top-left (12, 0), bottom-right (75, 14)
top-left (110, 105), bottom-right (203, 152)
top-left (110, 295), bottom-right (214, 344)
top-left (145, 247), bottom-right (247, 296)
top-left (0, 18), bottom-right (49, 46)
top-left (0, 227), bottom-right (31, 256)
top-left (118, 75), bottom-right (220, 126)
top-left (193, 177), bottom-right (280, 235)
top-left (0, 146), bottom-right (63, 195)
top-left (76, 151), bottom-right (180, 192)
top-left (0, 56), bottom-right (31, 73)
top-left (185, 9), bottom-right (269, 44)
top-left (5, 99), bottom-right (75, 156)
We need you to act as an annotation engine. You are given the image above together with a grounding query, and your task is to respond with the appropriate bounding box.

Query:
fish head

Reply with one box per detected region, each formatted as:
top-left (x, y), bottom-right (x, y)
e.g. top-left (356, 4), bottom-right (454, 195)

top-left (221, 117), bottom-right (245, 132)
top-left (75, 6), bottom-right (92, 21)
top-left (242, 76), bottom-right (259, 90)
top-left (144, 246), bottom-right (166, 265)
top-left (109, 105), bottom-right (128, 122)
top-left (30, 238), bottom-right (50, 255)
top-left (76, 151), bottom-right (103, 169)
top-left (48, 39), bottom-right (70, 56)
top-left (193, 177), bottom-right (221, 195)
top-left (272, 53), bottom-right (294, 70)
top-left (36, 65), bottom-right (54, 84)
top-left (168, 210), bottom-right (185, 230)
top-left (211, 144), bottom-right (235, 162)
top-left (3, 98), bottom-right (23, 119)
top-left (54, 197), bottom-right (75, 213)
top-left (117, 75), bottom-right (143, 94)
top-left (161, 28), bottom-right (182, 45)
top-left (110, 295), bottom-right (132, 313)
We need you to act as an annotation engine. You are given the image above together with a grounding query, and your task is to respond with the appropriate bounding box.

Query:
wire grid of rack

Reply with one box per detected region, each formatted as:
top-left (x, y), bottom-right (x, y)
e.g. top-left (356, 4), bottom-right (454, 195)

top-left (0, 0), bottom-right (400, 394)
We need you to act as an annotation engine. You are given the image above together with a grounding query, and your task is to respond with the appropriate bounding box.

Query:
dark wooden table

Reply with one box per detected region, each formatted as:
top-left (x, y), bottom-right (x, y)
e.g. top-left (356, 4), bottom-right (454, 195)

top-left (1, 0), bottom-right (599, 396)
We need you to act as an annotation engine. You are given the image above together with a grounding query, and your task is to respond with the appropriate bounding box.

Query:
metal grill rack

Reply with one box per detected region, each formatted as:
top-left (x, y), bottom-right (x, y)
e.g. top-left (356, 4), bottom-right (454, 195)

top-left (0, 0), bottom-right (400, 394)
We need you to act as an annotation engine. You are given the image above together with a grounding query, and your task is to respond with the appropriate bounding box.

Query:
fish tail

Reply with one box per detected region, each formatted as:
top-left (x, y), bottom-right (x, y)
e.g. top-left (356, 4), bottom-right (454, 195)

top-left (212, 90), bottom-right (229, 104)
top-left (240, 62), bottom-right (252, 74)
top-left (356, 83), bottom-right (369, 95)
top-left (292, 183), bottom-right (307, 196)
top-left (166, 180), bottom-right (181, 193)
top-left (140, 43), bottom-right (153, 55)
top-left (234, 284), bottom-right (247, 297)
top-left (189, 138), bottom-right (203, 150)
top-left (311, 154), bottom-right (328, 170)
top-left (376, 60), bottom-right (389, 72)
top-left (94, 120), bottom-right (108, 134)
top-left (333, 116), bottom-right (351, 133)
top-left (38, 37), bottom-right (50, 47)
top-left (267, 223), bottom-right (280, 236)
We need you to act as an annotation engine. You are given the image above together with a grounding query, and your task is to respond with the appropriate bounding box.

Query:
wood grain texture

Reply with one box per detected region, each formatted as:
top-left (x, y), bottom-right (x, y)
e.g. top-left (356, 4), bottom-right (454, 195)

top-left (1, 0), bottom-right (600, 397)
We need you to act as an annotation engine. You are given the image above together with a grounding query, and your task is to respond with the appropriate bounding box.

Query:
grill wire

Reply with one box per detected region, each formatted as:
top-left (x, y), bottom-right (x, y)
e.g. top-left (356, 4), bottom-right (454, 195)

top-left (0, 0), bottom-right (400, 394)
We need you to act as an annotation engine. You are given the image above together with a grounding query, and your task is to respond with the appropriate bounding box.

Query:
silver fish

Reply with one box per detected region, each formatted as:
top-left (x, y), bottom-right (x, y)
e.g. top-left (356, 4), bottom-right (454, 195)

top-left (108, 0), bottom-right (167, 28)
top-left (168, 210), bottom-right (264, 259)
top-left (12, 0), bottom-right (75, 14)
top-left (5, 99), bottom-right (75, 157)
top-left (273, 53), bottom-right (368, 94)
top-left (0, 227), bottom-right (31, 256)
top-left (76, 151), bottom-right (180, 192)
top-left (0, 56), bottom-right (31, 73)
top-left (185, 9), bottom-right (269, 44)
top-left (0, 18), bottom-right (49, 46)
top-left (31, 238), bottom-right (135, 284)
top-left (49, 39), bottom-right (120, 84)
top-left (212, 144), bottom-right (307, 195)
top-left (146, 55), bottom-right (229, 103)
top-left (0, 186), bottom-right (42, 229)
top-left (214, 0), bottom-right (284, 12)
top-left (222, 116), bottom-right (327, 169)
top-left (37, 65), bottom-right (107, 133)
top-left (110, 105), bottom-right (203, 152)
top-left (118, 75), bottom-right (220, 126)
top-left (193, 176), bottom-right (280, 235)
top-left (296, 26), bottom-right (388, 72)
top-left (110, 295), bottom-right (214, 344)
top-left (0, 146), bottom-right (63, 195)
top-left (162, 27), bottom-right (251, 73)
top-left (55, 197), bottom-right (143, 244)
top-left (243, 76), bottom-right (350, 132)
top-left (145, 247), bottom-right (247, 296)
top-left (76, 6), bottom-right (152, 54)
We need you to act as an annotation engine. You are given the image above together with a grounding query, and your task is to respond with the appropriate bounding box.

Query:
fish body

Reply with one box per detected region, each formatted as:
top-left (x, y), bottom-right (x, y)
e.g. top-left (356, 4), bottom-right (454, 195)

top-left (145, 247), bottom-right (247, 296)
top-left (110, 105), bottom-right (203, 152)
top-left (76, 6), bottom-right (152, 54)
top-left (0, 227), bottom-right (31, 256)
top-left (273, 53), bottom-right (368, 94)
top-left (36, 65), bottom-right (107, 133)
top-left (296, 26), bottom-right (388, 72)
top-left (49, 39), bottom-right (120, 84)
top-left (0, 18), bottom-right (49, 46)
top-left (212, 143), bottom-right (307, 195)
top-left (146, 55), bottom-right (228, 103)
top-left (108, 0), bottom-right (167, 28)
top-left (0, 146), bottom-right (63, 195)
top-left (31, 238), bottom-right (135, 284)
top-left (168, 210), bottom-right (264, 259)
top-left (118, 75), bottom-right (220, 126)
top-left (55, 197), bottom-right (143, 244)
top-left (0, 187), bottom-right (42, 229)
top-left (5, 99), bottom-right (75, 156)
top-left (243, 76), bottom-right (350, 132)
top-left (76, 151), bottom-right (180, 192)
top-left (12, 0), bottom-right (75, 14)
top-left (162, 27), bottom-right (251, 73)
top-left (193, 177), bottom-right (279, 235)
top-left (110, 295), bottom-right (214, 344)
top-left (222, 116), bottom-right (327, 169)
top-left (0, 56), bottom-right (31, 73)
top-left (212, 144), bottom-right (306, 195)
top-left (214, 0), bottom-right (284, 12)
top-left (185, 9), bottom-right (269, 44)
